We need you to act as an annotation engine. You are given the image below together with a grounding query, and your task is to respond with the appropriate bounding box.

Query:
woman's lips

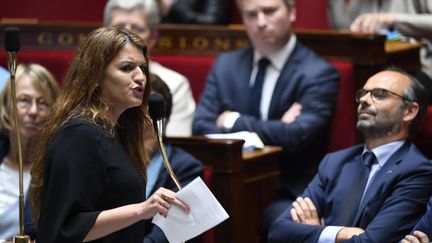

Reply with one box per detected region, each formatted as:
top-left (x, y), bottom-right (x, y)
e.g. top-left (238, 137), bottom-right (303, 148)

top-left (21, 122), bottom-right (38, 129)
top-left (132, 86), bottom-right (144, 97)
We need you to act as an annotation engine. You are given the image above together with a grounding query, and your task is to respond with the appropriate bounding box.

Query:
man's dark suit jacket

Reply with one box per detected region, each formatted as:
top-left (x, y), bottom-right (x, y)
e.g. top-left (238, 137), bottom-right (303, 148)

top-left (410, 197), bottom-right (432, 239)
top-left (144, 145), bottom-right (204, 243)
top-left (193, 41), bottom-right (339, 198)
top-left (268, 142), bottom-right (432, 243)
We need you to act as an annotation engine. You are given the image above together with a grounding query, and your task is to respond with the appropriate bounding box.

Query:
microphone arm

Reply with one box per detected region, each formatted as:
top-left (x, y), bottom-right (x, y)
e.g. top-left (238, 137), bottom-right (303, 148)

top-left (4, 27), bottom-right (30, 243)
top-left (148, 93), bottom-right (182, 190)
top-left (156, 122), bottom-right (182, 190)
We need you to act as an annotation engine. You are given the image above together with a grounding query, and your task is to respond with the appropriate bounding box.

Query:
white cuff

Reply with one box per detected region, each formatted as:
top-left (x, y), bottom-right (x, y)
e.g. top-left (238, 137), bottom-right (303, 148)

top-left (318, 226), bottom-right (344, 243)
top-left (222, 112), bottom-right (240, 132)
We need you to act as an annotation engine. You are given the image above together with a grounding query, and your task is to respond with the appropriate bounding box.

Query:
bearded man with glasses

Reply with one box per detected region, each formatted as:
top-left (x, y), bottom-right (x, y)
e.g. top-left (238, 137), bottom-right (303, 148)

top-left (268, 68), bottom-right (432, 243)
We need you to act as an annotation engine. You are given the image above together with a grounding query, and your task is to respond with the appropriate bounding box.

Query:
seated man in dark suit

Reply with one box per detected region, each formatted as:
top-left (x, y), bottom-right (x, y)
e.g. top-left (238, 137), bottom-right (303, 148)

top-left (145, 74), bottom-right (204, 243)
top-left (192, 0), bottom-right (339, 239)
top-left (268, 68), bottom-right (432, 243)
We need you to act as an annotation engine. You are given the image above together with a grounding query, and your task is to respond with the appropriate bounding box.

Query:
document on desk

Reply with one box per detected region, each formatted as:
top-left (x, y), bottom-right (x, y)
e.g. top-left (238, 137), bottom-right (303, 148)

top-left (206, 131), bottom-right (265, 151)
top-left (152, 177), bottom-right (229, 243)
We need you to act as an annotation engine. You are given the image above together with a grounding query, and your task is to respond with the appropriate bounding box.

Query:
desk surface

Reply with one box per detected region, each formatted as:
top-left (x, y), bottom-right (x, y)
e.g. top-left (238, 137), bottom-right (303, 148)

top-left (243, 146), bottom-right (283, 160)
top-left (386, 40), bottom-right (422, 53)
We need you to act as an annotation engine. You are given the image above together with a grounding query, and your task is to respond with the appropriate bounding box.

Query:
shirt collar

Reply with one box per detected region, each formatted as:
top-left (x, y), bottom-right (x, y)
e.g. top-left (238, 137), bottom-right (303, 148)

top-left (253, 34), bottom-right (297, 71)
top-left (363, 140), bottom-right (405, 167)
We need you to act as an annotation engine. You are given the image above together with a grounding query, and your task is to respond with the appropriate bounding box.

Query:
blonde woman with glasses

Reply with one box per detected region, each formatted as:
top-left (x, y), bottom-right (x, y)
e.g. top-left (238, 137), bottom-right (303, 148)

top-left (0, 63), bottom-right (59, 241)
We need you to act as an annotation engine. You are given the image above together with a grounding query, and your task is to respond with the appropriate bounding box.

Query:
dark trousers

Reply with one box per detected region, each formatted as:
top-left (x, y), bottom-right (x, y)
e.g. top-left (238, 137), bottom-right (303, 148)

top-left (258, 198), bottom-right (293, 243)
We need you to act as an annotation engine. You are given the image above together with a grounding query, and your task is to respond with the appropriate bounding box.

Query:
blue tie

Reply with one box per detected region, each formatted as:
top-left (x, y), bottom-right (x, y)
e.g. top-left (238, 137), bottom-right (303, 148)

top-left (248, 58), bottom-right (270, 118)
top-left (357, 152), bottom-right (377, 208)
top-left (338, 151), bottom-right (376, 226)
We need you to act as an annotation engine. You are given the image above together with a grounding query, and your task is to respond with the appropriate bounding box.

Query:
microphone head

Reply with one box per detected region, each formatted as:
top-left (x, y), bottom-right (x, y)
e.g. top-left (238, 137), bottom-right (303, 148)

top-left (4, 27), bottom-right (20, 52)
top-left (148, 92), bottom-right (166, 120)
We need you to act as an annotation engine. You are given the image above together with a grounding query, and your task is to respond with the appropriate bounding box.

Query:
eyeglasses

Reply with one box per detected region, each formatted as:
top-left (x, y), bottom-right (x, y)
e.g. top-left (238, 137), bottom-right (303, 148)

top-left (355, 88), bottom-right (406, 103)
top-left (16, 95), bottom-right (51, 112)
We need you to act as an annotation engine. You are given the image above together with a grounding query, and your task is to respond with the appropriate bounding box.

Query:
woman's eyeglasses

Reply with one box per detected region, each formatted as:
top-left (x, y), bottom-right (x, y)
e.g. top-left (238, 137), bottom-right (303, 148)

top-left (16, 95), bottom-right (50, 112)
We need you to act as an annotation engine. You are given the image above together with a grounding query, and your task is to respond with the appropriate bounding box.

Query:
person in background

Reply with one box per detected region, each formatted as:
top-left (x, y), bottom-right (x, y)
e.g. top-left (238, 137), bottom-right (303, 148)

top-left (192, 0), bottom-right (339, 241)
top-left (402, 230), bottom-right (430, 243)
top-left (144, 73), bottom-right (204, 243)
top-left (104, 0), bottom-right (196, 136)
top-left (29, 27), bottom-right (189, 242)
top-left (157, 0), bottom-right (230, 24)
top-left (268, 69), bottom-right (432, 243)
top-left (328, 0), bottom-right (432, 103)
top-left (402, 196), bottom-right (432, 243)
top-left (0, 66), bottom-right (10, 90)
top-left (0, 63), bottom-right (60, 240)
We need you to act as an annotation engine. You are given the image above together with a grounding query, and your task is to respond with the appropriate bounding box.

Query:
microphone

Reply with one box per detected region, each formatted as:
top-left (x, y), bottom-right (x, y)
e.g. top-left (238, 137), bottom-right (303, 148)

top-left (5, 27), bottom-right (20, 77)
top-left (148, 92), bottom-right (165, 138)
top-left (5, 27), bottom-right (20, 52)
top-left (148, 93), bottom-right (182, 190)
top-left (4, 27), bottom-right (30, 243)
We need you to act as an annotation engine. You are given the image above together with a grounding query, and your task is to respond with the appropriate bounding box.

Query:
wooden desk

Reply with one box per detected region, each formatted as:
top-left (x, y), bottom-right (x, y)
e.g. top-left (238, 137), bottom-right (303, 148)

top-left (0, 21), bottom-right (421, 89)
top-left (287, 29), bottom-right (421, 90)
top-left (168, 136), bottom-right (282, 243)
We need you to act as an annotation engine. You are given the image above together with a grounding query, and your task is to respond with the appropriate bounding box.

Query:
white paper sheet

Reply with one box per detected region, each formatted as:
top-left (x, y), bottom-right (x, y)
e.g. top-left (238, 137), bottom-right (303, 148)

top-left (152, 177), bottom-right (229, 243)
top-left (206, 131), bottom-right (264, 151)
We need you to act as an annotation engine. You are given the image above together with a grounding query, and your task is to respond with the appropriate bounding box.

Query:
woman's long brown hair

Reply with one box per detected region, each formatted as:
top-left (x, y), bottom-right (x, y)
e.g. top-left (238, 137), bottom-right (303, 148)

top-left (29, 27), bottom-right (153, 222)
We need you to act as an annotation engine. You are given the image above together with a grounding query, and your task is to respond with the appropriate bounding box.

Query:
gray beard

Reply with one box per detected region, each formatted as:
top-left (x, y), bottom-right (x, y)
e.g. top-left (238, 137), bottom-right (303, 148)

top-left (356, 109), bottom-right (403, 140)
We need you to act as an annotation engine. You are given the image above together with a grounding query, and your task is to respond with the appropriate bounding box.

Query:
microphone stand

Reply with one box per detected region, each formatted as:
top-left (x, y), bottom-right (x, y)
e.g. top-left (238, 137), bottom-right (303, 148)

top-left (10, 56), bottom-right (30, 243)
top-left (155, 119), bottom-right (182, 190)
top-left (149, 93), bottom-right (183, 243)
top-left (5, 27), bottom-right (30, 243)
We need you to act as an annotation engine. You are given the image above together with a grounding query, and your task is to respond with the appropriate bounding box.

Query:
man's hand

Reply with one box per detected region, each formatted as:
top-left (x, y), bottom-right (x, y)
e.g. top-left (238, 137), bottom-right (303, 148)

top-left (401, 231), bottom-right (430, 243)
top-left (290, 197), bottom-right (321, 225)
top-left (216, 111), bottom-right (232, 130)
top-left (350, 13), bottom-right (396, 33)
top-left (281, 102), bottom-right (302, 124)
top-left (336, 227), bottom-right (365, 243)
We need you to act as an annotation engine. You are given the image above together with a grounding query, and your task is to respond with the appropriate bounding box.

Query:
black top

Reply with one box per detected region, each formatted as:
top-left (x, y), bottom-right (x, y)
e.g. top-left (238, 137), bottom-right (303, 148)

top-left (36, 118), bottom-right (146, 243)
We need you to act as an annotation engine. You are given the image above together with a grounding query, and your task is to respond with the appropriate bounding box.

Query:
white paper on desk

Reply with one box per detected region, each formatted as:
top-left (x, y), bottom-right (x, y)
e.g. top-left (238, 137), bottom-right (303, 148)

top-left (152, 177), bottom-right (229, 243)
top-left (206, 131), bottom-right (264, 150)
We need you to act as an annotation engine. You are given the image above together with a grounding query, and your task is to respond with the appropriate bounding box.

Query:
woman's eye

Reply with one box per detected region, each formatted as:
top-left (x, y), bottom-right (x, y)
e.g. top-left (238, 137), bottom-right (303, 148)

top-left (37, 98), bottom-right (50, 108)
top-left (120, 65), bottom-right (133, 72)
top-left (139, 64), bottom-right (147, 72)
top-left (17, 97), bottom-right (31, 106)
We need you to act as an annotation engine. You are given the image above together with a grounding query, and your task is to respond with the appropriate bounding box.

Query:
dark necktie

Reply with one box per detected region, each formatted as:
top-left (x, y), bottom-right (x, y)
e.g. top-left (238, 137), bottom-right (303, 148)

top-left (338, 151), bottom-right (377, 226)
top-left (248, 58), bottom-right (270, 118)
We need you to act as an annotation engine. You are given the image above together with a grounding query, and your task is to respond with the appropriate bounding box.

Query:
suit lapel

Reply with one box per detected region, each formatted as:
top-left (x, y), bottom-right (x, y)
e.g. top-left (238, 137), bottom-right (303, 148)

top-left (237, 49), bottom-right (255, 113)
top-left (268, 43), bottom-right (303, 118)
top-left (352, 142), bottom-right (410, 225)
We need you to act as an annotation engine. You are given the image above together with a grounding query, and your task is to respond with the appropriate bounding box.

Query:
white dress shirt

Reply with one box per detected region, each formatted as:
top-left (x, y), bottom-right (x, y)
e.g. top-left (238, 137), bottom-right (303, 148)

top-left (222, 35), bottom-right (297, 130)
